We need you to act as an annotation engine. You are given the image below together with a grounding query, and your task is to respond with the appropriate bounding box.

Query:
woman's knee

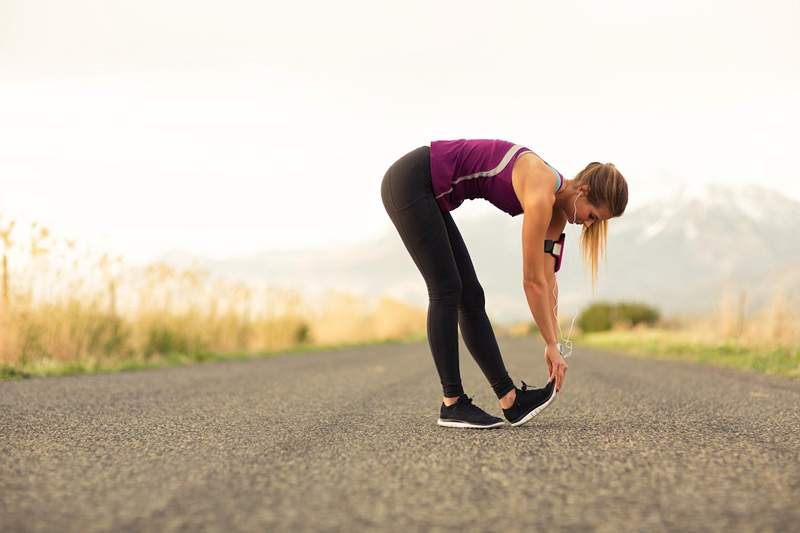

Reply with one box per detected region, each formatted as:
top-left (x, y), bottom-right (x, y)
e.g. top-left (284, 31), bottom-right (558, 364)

top-left (428, 275), bottom-right (462, 303)
top-left (459, 282), bottom-right (485, 311)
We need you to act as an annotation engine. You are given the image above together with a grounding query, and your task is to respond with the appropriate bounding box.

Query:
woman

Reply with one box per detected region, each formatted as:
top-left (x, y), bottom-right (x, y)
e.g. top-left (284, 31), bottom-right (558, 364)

top-left (380, 139), bottom-right (628, 428)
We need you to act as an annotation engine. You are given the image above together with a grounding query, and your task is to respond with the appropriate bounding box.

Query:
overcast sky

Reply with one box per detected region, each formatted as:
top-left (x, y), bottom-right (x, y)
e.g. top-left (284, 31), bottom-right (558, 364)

top-left (1, 0), bottom-right (798, 264)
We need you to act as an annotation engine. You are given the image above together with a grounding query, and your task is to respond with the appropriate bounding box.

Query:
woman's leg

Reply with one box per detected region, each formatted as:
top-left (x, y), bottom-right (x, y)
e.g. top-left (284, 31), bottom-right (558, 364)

top-left (441, 212), bottom-right (516, 400)
top-left (380, 146), bottom-right (464, 398)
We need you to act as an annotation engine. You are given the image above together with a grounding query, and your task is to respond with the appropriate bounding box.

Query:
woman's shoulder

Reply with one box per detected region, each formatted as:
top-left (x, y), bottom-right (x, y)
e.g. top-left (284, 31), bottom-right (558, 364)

top-left (512, 151), bottom-right (560, 206)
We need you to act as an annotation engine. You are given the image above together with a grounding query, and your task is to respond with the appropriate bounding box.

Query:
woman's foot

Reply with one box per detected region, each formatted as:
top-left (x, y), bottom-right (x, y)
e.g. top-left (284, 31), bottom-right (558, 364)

top-left (502, 379), bottom-right (557, 427)
top-left (437, 394), bottom-right (506, 429)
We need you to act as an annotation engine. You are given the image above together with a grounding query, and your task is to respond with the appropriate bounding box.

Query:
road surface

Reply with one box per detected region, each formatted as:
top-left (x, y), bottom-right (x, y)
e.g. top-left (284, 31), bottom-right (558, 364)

top-left (2, 335), bottom-right (798, 532)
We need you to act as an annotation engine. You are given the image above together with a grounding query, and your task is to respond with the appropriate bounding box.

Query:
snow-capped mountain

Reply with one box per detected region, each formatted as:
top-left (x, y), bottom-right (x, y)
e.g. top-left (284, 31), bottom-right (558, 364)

top-left (595, 183), bottom-right (800, 316)
top-left (157, 184), bottom-right (800, 323)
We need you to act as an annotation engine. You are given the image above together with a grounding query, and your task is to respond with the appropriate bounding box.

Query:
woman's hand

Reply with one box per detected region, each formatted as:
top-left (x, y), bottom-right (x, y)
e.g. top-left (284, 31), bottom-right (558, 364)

top-left (544, 343), bottom-right (568, 392)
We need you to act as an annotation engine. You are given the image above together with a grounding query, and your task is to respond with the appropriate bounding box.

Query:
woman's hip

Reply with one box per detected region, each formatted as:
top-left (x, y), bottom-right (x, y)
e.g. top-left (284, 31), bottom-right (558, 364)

top-left (381, 145), bottom-right (433, 212)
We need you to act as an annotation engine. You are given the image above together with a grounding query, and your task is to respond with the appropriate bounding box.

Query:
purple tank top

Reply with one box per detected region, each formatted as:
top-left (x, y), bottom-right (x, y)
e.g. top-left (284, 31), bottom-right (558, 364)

top-left (429, 139), bottom-right (564, 216)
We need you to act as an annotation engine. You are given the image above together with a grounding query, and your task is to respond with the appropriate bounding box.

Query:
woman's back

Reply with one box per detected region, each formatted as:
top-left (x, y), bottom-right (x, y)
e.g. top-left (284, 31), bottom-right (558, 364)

top-left (429, 138), bottom-right (564, 216)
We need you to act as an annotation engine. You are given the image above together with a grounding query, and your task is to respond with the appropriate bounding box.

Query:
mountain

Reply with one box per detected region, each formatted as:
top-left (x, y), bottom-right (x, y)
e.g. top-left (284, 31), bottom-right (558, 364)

top-left (591, 183), bottom-right (800, 317)
top-left (156, 183), bottom-right (800, 324)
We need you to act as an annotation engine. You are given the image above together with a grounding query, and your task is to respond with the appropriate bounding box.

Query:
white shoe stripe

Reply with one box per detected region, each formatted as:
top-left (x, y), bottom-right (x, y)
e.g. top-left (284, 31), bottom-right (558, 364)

top-left (437, 418), bottom-right (506, 429)
top-left (510, 386), bottom-right (558, 427)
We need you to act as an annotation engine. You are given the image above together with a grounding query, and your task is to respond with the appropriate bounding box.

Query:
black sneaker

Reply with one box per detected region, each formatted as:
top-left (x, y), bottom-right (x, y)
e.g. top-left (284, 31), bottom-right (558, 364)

top-left (437, 394), bottom-right (506, 429)
top-left (502, 378), bottom-right (557, 427)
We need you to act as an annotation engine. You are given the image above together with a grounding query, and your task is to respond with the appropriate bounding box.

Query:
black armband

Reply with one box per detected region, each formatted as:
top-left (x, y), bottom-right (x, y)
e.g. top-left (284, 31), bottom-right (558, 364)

top-left (544, 232), bottom-right (566, 272)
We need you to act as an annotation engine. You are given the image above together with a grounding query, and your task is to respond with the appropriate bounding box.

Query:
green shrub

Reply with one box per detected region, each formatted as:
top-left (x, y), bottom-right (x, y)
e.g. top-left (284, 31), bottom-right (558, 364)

top-left (144, 326), bottom-right (188, 358)
top-left (616, 302), bottom-right (660, 327)
top-left (577, 301), bottom-right (660, 333)
top-left (87, 314), bottom-right (131, 356)
top-left (295, 321), bottom-right (310, 344)
top-left (143, 325), bottom-right (208, 358)
top-left (577, 301), bottom-right (616, 333)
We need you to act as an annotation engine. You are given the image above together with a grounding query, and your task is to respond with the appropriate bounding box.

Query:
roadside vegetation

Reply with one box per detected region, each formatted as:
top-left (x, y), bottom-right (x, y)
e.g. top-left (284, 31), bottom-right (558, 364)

top-left (511, 295), bottom-right (800, 378)
top-left (0, 216), bottom-right (426, 380)
top-left (1, 214), bottom-right (796, 381)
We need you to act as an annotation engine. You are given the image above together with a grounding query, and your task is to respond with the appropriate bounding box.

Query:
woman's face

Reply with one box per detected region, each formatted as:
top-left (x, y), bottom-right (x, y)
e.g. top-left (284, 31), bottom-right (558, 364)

top-left (569, 190), bottom-right (612, 228)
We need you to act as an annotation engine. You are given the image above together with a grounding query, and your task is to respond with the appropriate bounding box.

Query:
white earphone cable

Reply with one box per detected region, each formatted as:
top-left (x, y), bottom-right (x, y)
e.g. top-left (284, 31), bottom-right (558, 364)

top-left (552, 189), bottom-right (582, 358)
top-left (553, 278), bottom-right (576, 358)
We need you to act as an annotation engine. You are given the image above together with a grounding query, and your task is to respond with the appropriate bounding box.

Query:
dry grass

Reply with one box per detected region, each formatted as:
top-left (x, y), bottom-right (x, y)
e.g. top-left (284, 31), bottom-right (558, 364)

top-left (8, 212), bottom-right (793, 380)
top-left (0, 216), bottom-right (426, 377)
top-left (309, 290), bottom-right (426, 345)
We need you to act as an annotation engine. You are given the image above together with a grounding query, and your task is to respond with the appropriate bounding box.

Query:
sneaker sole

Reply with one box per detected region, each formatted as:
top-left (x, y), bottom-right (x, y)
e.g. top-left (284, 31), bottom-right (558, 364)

top-left (509, 386), bottom-right (558, 427)
top-left (437, 418), bottom-right (506, 429)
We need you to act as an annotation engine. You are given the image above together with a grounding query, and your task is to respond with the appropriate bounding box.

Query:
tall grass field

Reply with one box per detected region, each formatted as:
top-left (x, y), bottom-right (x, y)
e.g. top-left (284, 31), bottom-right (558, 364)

top-left (0, 216), bottom-right (797, 379)
top-left (0, 217), bottom-right (425, 378)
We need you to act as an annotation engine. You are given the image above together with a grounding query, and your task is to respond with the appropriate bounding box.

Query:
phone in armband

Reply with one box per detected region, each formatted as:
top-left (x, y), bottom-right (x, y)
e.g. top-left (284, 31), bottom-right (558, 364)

top-left (544, 232), bottom-right (566, 272)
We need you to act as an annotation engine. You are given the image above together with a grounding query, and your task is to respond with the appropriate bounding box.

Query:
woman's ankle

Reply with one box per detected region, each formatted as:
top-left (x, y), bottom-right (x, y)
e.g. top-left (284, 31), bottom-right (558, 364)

top-left (499, 388), bottom-right (516, 409)
top-left (443, 395), bottom-right (460, 406)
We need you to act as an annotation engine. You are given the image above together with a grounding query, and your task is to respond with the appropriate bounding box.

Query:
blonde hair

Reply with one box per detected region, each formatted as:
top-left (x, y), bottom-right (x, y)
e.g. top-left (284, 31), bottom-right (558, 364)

top-left (575, 162), bottom-right (628, 293)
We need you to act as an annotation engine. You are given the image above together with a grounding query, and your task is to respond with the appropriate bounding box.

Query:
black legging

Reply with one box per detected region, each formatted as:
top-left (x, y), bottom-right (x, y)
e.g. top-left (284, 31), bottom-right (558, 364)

top-left (380, 145), bottom-right (515, 400)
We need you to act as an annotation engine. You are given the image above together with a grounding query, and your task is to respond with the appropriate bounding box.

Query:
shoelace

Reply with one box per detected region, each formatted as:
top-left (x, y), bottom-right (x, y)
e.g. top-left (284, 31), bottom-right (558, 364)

top-left (506, 382), bottom-right (532, 411)
top-left (519, 380), bottom-right (553, 395)
top-left (443, 395), bottom-right (474, 409)
top-left (456, 395), bottom-right (490, 417)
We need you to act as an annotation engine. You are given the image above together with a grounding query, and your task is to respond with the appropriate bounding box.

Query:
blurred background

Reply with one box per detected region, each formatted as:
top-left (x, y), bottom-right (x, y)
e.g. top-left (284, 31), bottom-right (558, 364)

top-left (1, 0), bottom-right (798, 376)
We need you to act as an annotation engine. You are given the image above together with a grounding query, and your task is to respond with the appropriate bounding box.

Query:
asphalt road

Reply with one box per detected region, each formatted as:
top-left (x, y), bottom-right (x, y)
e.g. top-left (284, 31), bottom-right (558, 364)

top-left (2, 335), bottom-right (799, 532)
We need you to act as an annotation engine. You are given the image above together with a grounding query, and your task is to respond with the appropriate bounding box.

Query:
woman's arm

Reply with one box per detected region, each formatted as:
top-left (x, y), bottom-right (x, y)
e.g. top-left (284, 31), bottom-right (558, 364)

top-left (517, 157), bottom-right (569, 390)
top-left (543, 215), bottom-right (566, 332)
top-left (522, 222), bottom-right (560, 346)
top-left (519, 169), bottom-right (559, 346)
top-left (545, 255), bottom-right (557, 324)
